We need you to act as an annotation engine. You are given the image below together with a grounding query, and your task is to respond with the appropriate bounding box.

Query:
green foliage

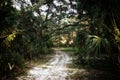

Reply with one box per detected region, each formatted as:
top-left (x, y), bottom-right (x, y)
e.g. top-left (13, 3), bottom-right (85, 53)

top-left (74, 0), bottom-right (120, 68)
top-left (75, 30), bottom-right (116, 68)
top-left (0, 0), bottom-right (26, 79)
top-left (0, 0), bottom-right (54, 79)
top-left (85, 35), bottom-right (110, 55)
top-left (1, 28), bottom-right (22, 47)
top-left (0, 51), bottom-right (25, 79)
top-left (0, 0), bottom-right (119, 79)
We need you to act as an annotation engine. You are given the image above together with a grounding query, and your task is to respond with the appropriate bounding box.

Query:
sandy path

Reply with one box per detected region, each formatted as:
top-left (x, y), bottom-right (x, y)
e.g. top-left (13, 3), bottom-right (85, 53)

top-left (18, 49), bottom-right (71, 80)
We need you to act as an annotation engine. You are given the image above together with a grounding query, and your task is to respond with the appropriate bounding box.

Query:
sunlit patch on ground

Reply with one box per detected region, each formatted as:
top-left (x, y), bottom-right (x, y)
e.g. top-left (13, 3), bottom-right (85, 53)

top-left (18, 49), bottom-right (72, 80)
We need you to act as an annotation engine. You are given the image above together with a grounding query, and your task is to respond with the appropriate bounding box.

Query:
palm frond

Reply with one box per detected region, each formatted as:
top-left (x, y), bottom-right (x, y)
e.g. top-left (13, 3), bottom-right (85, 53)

top-left (85, 35), bottom-right (110, 56)
top-left (1, 28), bottom-right (22, 47)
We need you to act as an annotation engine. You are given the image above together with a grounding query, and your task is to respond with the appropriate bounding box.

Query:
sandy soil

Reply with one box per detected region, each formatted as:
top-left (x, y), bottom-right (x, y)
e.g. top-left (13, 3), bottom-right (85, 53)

top-left (18, 49), bottom-right (72, 80)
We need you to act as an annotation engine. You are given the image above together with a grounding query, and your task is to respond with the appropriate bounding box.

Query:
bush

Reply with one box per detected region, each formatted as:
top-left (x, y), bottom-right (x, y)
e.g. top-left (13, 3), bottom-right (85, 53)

top-left (0, 52), bottom-right (25, 79)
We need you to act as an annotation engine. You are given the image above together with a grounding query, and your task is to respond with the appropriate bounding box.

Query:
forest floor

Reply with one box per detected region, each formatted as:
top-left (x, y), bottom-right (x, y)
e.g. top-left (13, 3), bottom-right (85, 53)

top-left (17, 48), bottom-right (120, 80)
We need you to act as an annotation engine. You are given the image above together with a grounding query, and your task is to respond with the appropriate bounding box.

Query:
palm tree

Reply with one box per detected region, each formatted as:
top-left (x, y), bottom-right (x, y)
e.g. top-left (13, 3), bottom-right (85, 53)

top-left (76, 0), bottom-right (120, 65)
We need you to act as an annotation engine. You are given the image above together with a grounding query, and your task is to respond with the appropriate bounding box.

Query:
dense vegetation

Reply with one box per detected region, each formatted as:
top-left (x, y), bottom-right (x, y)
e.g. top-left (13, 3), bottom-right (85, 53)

top-left (75, 0), bottom-right (120, 68)
top-left (0, 0), bottom-right (53, 79)
top-left (0, 0), bottom-right (120, 79)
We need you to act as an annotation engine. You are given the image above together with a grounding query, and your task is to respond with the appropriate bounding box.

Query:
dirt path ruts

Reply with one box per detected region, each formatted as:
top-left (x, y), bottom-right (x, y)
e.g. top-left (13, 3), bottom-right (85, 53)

top-left (18, 49), bottom-right (71, 80)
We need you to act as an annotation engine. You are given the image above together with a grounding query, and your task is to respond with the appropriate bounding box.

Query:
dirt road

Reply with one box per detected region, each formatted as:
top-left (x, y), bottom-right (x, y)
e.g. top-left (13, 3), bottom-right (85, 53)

top-left (18, 49), bottom-right (72, 80)
top-left (18, 49), bottom-right (120, 80)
